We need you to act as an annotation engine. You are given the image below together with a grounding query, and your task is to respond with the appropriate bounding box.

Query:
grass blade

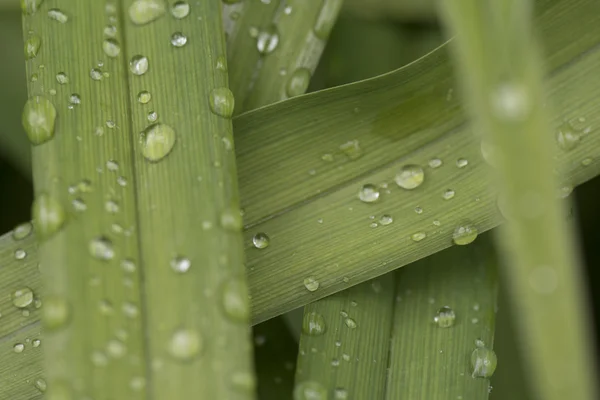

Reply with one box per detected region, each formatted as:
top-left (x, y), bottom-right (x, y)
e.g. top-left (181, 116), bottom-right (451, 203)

top-left (294, 277), bottom-right (395, 399)
top-left (226, 0), bottom-right (342, 112)
top-left (20, 0), bottom-right (254, 398)
top-left (439, 0), bottom-right (598, 399)
top-left (386, 235), bottom-right (497, 399)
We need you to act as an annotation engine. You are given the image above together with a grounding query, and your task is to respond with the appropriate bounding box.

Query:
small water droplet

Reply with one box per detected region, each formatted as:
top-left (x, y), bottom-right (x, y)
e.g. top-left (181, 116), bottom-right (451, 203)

top-left (304, 276), bottom-right (319, 292)
top-left (230, 371), bottom-right (256, 393)
top-left (453, 223), bottom-right (478, 245)
top-left (286, 68), bottom-right (311, 98)
top-left (428, 158), bottom-right (442, 168)
top-left (171, 1), bottom-right (190, 19)
top-left (442, 189), bottom-right (455, 200)
top-left (21, 0), bottom-right (44, 15)
top-left (14, 249), bottom-right (27, 260)
top-left (471, 347), bottom-right (497, 378)
top-left (12, 222), bottom-right (33, 240)
top-left (358, 184), bottom-right (379, 203)
top-left (25, 34), bottom-right (42, 59)
top-left (103, 38), bottom-right (121, 58)
top-left (456, 158), bottom-right (469, 168)
top-left (34, 378), bottom-right (47, 392)
top-left (104, 24), bottom-right (117, 38)
top-left (43, 295), bottom-right (70, 331)
top-left (48, 8), bottom-right (68, 23)
top-left (395, 164), bottom-right (425, 190)
top-left (32, 339), bottom-right (41, 347)
top-left (104, 199), bottom-right (119, 214)
top-left (379, 214), bottom-right (393, 225)
top-left (433, 306), bottom-right (456, 328)
top-left (342, 353), bottom-right (350, 361)
top-left (581, 157), bottom-right (593, 166)
top-left (414, 206), bottom-right (423, 214)
top-left (14, 343), bottom-right (25, 353)
top-left (294, 381), bottom-right (327, 400)
top-left (68, 93), bottom-right (81, 106)
top-left (130, 55), bottom-right (149, 75)
top-left (141, 123), bottom-right (176, 161)
top-left (556, 123), bottom-right (580, 151)
top-left (32, 194), bottom-right (65, 239)
top-left (170, 256), bottom-right (191, 273)
top-left (129, 0), bottom-right (166, 25)
top-left (411, 232), bottom-right (427, 242)
top-left (138, 90), bottom-right (152, 104)
top-left (22, 97), bottom-right (57, 145)
top-left (302, 311), bottom-right (326, 336)
top-left (89, 236), bottom-right (115, 261)
top-left (147, 110), bottom-right (158, 122)
top-left (168, 329), bottom-right (202, 361)
top-left (90, 68), bottom-right (103, 81)
top-left (252, 232), bottom-right (270, 249)
top-left (344, 318), bottom-right (357, 329)
top-left (339, 140), bottom-right (362, 160)
top-left (216, 55), bottom-right (227, 71)
top-left (170, 32), bottom-right (188, 47)
top-left (221, 279), bottom-right (250, 322)
top-left (12, 287), bottom-right (34, 308)
top-left (209, 87), bottom-right (235, 118)
top-left (257, 26), bottom-right (279, 54)
top-left (331, 358), bottom-right (340, 367)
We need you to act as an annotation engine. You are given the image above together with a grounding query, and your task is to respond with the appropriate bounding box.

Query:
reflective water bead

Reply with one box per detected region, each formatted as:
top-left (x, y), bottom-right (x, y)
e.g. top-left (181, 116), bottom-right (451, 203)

top-left (142, 123), bottom-right (176, 162)
top-left (339, 140), bottom-right (362, 160)
top-left (428, 158), bottom-right (442, 168)
top-left (32, 193), bottom-right (65, 238)
top-left (14, 343), bottom-right (25, 353)
top-left (252, 232), bottom-right (270, 249)
top-left (456, 158), bottom-right (469, 168)
top-left (334, 388), bottom-right (349, 399)
top-left (171, 1), bottom-right (190, 19)
top-left (442, 189), bottom-right (455, 200)
top-left (471, 347), bottom-right (498, 378)
top-left (15, 249), bottom-right (27, 260)
top-left (130, 55), bottom-right (149, 75)
top-left (21, 0), bottom-right (44, 14)
top-left (168, 329), bottom-right (202, 361)
top-left (12, 287), bottom-right (34, 308)
top-left (138, 90), bottom-right (152, 104)
top-left (34, 378), bottom-right (47, 392)
top-left (286, 68), bottom-right (311, 98)
top-left (395, 164), bottom-right (425, 190)
top-left (129, 0), bottom-right (167, 25)
top-left (22, 96), bottom-right (57, 145)
top-left (304, 276), bottom-right (319, 292)
top-left (12, 222), bottom-right (33, 240)
top-left (69, 94), bottom-right (81, 106)
top-left (89, 236), bottom-right (115, 261)
top-left (411, 232), bottom-right (427, 242)
top-left (48, 8), bottom-right (68, 23)
top-left (491, 82), bottom-right (530, 121)
top-left (170, 32), bottom-right (188, 47)
top-left (294, 381), bottom-right (327, 400)
top-left (344, 318), bottom-right (357, 329)
top-left (556, 123), bottom-right (580, 151)
top-left (90, 68), bottom-right (103, 81)
top-left (170, 256), bottom-right (191, 273)
top-left (379, 214), bottom-right (393, 225)
top-left (433, 306), bottom-right (456, 328)
top-left (32, 339), bottom-right (41, 347)
top-left (452, 223), bottom-right (478, 245)
top-left (302, 311), bottom-right (326, 336)
top-left (257, 26), bottom-right (279, 54)
top-left (209, 87), bottom-right (235, 118)
top-left (24, 34), bottom-right (41, 59)
top-left (103, 38), bottom-right (121, 58)
top-left (358, 184), bottom-right (379, 203)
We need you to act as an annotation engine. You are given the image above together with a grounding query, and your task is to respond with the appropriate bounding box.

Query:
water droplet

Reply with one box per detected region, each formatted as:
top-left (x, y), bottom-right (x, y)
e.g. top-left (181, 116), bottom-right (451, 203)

top-left (43, 295), bottom-right (70, 331)
top-left (69, 93), bottom-right (81, 106)
top-left (221, 279), bottom-right (250, 322)
top-left (339, 140), bottom-right (362, 160)
top-left (32, 194), bottom-right (65, 239)
top-left (471, 347), bottom-right (497, 378)
top-left (129, 0), bottom-right (166, 25)
top-left (14, 343), bottom-right (25, 353)
top-left (138, 90), bottom-right (152, 104)
top-left (33, 339), bottom-right (41, 347)
top-left (21, 0), bottom-right (44, 15)
top-left (286, 68), bottom-right (311, 98)
top-left (252, 232), bottom-right (270, 249)
top-left (106, 339), bottom-right (127, 358)
top-left (103, 38), bottom-right (121, 58)
top-left (168, 329), bottom-right (202, 361)
top-left (442, 189), bottom-right (455, 200)
top-left (395, 164), bottom-right (425, 190)
top-left (209, 87), bottom-right (235, 118)
top-left (302, 311), bottom-right (326, 336)
top-left (334, 388), bottom-right (348, 399)
top-left (556, 123), bottom-right (580, 151)
top-left (257, 26), bottom-right (279, 54)
top-left (12, 287), bottom-right (34, 308)
top-left (14, 249), bottom-right (27, 260)
top-left (34, 378), bottom-right (47, 393)
top-left (582, 157), bottom-right (593, 166)
top-left (141, 123), bottom-right (176, 161)
top-left (414, 206), bottom-right (423, 214)
top-left (216, 55), bottom-right (227, 71)
top-left (170, 256), bottom-right (191, 273)
top-left (344, 318), bottom-right (357, 329)
top-left (342, 353), bottom-right (350, 361)
top-left (90, 68), bottom-right (103, 81)
top-left (104, 24), bottom-right (117, 38)
top-left (358, 184), bottom-right (380, 203)
top-left (130, 55), bottom-right (149, 75)
top-left (25, 34), bottom-right (41, 59)
top-left (433, 306), bottom-right (456, 328)
top-left (428, 158), bottom-right (442, 168)
top-left (411, 232), bottom-right (427, 242)
top-left (104, 199), bottom-right (119, 214)
top-left (89, 236), bottom-right (115, 261)
top-left (491, 82), bottom-right (530, 121)
top-left (22, 96), bottom-right (57, 145)
top-left (171, 1), bottom-right (190, 19)
top-left (48, 8), bottom-right (69, 23)
top-left (147, 110), bottom-right (158, 122)
top-left (294, 381), bottom-right (327, 400)
top-left (170, 32), bottom-right (188, 47)
top-left (379, 214), bottom-right (393, 225)
top-left (331, 358), bottom-right (340, 367)
top-left (453, 223), bottom-right (478, 245)
top-left (12, 222), bottom-right (33, 240)
top-left (456, 158), bottom-right (469, 168)
top-left (304, 276), bottom-right (319, 292)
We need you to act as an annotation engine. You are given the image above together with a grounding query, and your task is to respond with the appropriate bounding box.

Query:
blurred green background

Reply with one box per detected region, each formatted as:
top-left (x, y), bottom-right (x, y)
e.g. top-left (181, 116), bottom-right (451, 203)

top-left (0, 2), bottom-right (597, 399)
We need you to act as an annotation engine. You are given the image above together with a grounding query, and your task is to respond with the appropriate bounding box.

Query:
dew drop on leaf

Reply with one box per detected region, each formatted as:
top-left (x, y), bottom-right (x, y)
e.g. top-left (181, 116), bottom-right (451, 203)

top-left (34, 378), bottom-right (47, 393)
top-left (456, 158), bottom-right (469, 168)
top-left (358, 184), bottom-right (379, 203)
top-left (395, 164), bottom-right (424, 190)
top-left (89, 236), bottom-right (115, 261)
top-left (344, 318), bottom-right (357, 329)
top-left (442, 189), bottom-right (455, 200)
top-left (294, 381), bottom-right (327, 400)
top-left (103, 38), bottom-right (121, 58)
top-left (379, 214), bottom-right (393, 225)
top-left (286, 68), bottom-right (311, 98)
top-left (230, 371), bottom-right (256, 393)
top-left (257, 26), bottom-right (279, 54)
top-left (556, 122), bottom-right (580, 151)
top-left (48, 8), bottom-right (68, 23)
top-left (14, 249), bottom-right (27, 260)
top-left (452, 223), bottom-right (478, 245)
top-left (209, 87), bottom-right (235, 118)
top-left (303, 276), bottom-right (319, 292)
top-left (171, 1), bottom-right (190, 19)
top-left (170, 32), bottom-right (188, 47)
top-left (170, 256), bottom-right (191, 273)
top-left (24, 34), bottom-right (41, 59)
top-left (32, 193), bottom-right (65, 239)
top-left (130, 55), bottom-right (149, 75)
top-left (339, 140), bottom-right (362, 160)
top-left (168, 329), bottom-right (202, 361)
top-left (12, 222), bottom-right (33, 241)
top-left (138, 90), bottom-right (152, 104)
top-left (12, 287), bottom-right (34, 308)
top-left (252, 232), bottom-right (270, 249)
top-left (129, 0), bottom-right (166, 25)
top-left (141, 123), bottom-right (176, 162)
top-left (471, 347), bottom-right (498, 378)
top-left (302, 311), bottom-right (326, 336)
top-left (433, 306), bottom-right (456, 328)
top-left (411, 232), bottom-right (427, 242)
top-left (13, 343), bottom-right (25, 353)
top-left (21, 0), bottom-right (44, 15)
top-left (428, 158), bottom-right (442, 168)
top-left (22, 96), bottom-right (57, 145)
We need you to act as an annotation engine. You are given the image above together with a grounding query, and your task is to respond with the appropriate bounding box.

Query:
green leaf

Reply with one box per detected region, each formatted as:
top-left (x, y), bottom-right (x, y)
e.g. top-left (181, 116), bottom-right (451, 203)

top-left (440, 0), bottom-right (598, 398)
top-left (20, 1), bottom-right (253, 399)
